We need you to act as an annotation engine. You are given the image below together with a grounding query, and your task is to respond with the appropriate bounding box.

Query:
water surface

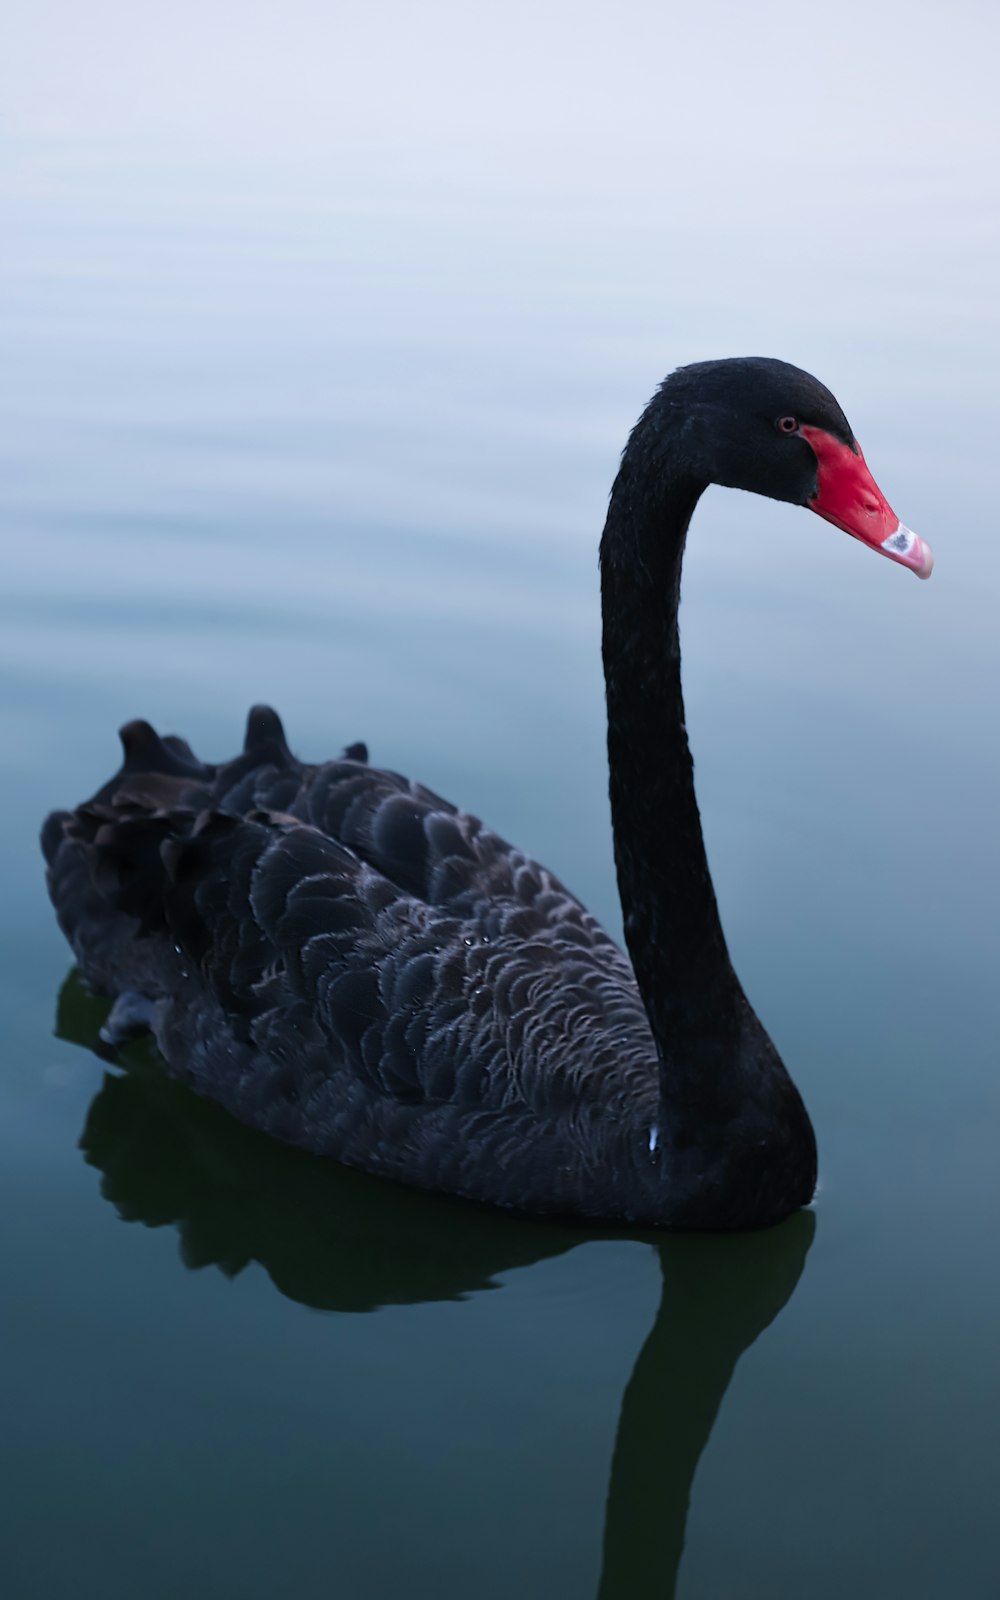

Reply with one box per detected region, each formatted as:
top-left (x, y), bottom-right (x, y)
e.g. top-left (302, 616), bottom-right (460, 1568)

top-left (2, 8), bottom-right (999, 1595)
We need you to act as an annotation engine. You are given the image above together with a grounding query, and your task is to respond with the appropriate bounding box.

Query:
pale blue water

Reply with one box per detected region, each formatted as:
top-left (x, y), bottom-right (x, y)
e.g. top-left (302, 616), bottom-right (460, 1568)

top-left (2, 8), bottom-right (1000, 1592)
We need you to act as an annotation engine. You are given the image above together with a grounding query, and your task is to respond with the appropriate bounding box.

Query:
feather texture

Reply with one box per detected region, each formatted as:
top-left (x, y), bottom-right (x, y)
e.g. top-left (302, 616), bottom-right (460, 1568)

top-left (45, 707), bottom-right (665, 1222)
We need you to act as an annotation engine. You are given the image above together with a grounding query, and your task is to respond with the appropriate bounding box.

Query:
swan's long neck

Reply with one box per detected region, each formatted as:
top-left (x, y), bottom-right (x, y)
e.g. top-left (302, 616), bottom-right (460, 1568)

top-left (600, 426), bottom-right (748, 1113)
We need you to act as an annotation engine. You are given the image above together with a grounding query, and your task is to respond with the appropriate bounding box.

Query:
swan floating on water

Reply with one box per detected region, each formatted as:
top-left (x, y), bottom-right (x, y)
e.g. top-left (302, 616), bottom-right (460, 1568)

top-left (43, 357), bottom-right (932, 1229)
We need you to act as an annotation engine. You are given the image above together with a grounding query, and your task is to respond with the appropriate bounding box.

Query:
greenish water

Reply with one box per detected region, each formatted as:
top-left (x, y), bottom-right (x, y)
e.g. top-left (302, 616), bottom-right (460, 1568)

top-left (3, 11), bottom-right (1000, 1592)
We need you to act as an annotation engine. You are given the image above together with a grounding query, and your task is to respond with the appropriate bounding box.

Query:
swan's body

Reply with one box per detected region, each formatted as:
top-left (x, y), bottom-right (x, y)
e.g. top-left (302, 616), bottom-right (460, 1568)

top-left (43, 358), bottom-right (931, 1230)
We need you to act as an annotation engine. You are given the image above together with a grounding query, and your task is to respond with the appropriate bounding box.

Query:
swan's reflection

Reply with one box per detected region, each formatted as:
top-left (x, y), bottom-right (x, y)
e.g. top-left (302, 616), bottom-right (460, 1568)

top-left (57, 970), bottom-right (814, 1599)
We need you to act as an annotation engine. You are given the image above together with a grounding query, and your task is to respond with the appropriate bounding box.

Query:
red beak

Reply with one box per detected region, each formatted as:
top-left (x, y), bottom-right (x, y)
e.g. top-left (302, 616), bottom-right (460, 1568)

top-left (800, 425), bottom-right (934, 579)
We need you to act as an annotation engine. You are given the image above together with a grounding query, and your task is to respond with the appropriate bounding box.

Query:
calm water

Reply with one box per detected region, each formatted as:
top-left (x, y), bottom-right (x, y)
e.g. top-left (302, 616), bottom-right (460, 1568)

top-left (3, 9), bottom-right (1000, 1595)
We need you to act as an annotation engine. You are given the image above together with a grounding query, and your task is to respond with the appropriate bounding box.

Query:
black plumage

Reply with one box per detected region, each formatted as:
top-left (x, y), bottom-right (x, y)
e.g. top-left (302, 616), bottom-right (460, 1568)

top-left (46, 726), bottom-right (661, 1215)
top-left (44, 357), bottom-right (911, 1229)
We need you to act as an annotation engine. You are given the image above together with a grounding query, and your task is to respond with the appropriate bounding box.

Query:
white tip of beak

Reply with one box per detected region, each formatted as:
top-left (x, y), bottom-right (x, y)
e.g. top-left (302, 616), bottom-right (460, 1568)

top-left (881, 523), bottom-right (934, 579)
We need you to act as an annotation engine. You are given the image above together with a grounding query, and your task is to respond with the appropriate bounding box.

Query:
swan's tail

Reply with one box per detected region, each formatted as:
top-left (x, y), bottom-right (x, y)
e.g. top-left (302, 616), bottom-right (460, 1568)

top-left (41, 706), bottom-right (373, 1011)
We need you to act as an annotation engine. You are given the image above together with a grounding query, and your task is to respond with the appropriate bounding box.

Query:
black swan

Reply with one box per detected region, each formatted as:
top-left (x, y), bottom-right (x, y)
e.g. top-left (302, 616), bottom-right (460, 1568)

top-left (42, 357), bottom-right (932, 1230)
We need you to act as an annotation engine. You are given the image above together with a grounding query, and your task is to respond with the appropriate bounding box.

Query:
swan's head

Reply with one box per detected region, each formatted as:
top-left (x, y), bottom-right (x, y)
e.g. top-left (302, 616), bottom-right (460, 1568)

top-left (660, 356), bottom-right (934, 579)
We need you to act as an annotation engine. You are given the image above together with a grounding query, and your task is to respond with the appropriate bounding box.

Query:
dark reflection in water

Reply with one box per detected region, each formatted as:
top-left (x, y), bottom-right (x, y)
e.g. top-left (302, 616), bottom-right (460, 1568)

top-left (597, 1227), bottom-right (812, 1598)
top-left (58, 970), bottom-right (813, 1599)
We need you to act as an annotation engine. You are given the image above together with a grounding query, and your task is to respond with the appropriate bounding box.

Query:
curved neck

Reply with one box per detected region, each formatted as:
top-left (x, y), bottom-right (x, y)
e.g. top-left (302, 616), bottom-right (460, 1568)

top-left (600, 428), bottom-right (747, 1107)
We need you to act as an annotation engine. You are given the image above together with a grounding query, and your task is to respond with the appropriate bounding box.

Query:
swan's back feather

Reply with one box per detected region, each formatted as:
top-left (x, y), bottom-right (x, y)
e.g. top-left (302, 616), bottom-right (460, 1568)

top-left (44, 708), bottom-right (661, 1220)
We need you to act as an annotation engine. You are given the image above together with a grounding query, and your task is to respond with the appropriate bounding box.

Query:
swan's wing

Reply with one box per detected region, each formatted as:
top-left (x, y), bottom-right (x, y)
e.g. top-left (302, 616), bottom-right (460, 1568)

top-left (46, 800), bottom-right (654, 1176)
top-left (93, 707), bottom-right (581, 919)
top-left (43, 705), bottom-right (658, 1195)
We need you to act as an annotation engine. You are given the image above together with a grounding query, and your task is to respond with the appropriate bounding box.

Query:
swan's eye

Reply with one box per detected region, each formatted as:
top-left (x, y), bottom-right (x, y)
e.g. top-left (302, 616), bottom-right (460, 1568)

top-left (776, 416), bottom-right (799, 434)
